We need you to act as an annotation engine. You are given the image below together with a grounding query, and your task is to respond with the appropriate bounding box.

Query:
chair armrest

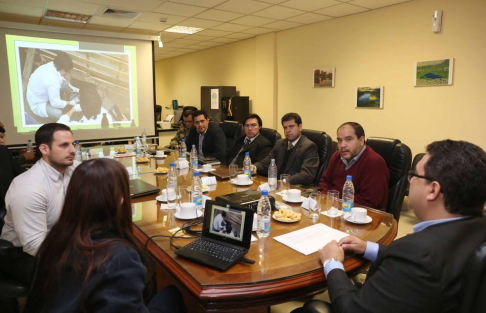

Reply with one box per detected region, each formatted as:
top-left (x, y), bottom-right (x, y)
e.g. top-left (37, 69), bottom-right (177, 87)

top-left (0, 239), bottom-right (14, 255)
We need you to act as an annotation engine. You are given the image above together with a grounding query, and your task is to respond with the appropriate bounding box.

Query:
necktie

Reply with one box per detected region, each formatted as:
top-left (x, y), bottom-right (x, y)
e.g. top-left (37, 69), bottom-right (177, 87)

top-left (287, 142), bottom-right (293, 150)
top-left (244, 138), bottom-right (250, 146)
top-left (231, 138), bottom-right (250, 164)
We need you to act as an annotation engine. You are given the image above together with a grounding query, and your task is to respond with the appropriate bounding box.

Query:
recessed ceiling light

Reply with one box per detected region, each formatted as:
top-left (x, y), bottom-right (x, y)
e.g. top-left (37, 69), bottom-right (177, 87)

top-left (164, 26), bottom-right (204, 34)
top-left (44, 9), bottom-right (91, 24)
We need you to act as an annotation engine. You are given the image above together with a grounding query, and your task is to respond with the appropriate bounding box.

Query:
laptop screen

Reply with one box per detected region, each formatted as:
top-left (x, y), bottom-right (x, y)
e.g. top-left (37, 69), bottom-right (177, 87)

top-left (203, 201), bottom-right (253, 249)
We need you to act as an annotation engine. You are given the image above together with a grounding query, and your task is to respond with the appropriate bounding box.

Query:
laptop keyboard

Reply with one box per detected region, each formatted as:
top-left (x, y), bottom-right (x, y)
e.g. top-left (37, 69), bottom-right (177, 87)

top-left (186, 240), bottom-right (243, 262)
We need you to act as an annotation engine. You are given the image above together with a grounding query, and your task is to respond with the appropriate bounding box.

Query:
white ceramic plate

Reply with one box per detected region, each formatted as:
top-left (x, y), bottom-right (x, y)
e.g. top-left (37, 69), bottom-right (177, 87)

top-left (321, 210), bottom-right (344, 218)
top-left (282, 195), bottom-right (306, 203)
top-left (272, 213), bottom-right (301, 223)
top-left (344, 215), bottom-right (373, 224)
top-left (230, 179), bottom-right (254, 186)
top-left (174, 210), bottom-right (203, 220)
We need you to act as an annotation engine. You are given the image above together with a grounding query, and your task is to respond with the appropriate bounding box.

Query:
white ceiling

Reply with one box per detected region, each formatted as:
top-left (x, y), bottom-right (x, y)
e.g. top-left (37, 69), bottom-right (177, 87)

top-left (0, 0), bottom-right (414, 61)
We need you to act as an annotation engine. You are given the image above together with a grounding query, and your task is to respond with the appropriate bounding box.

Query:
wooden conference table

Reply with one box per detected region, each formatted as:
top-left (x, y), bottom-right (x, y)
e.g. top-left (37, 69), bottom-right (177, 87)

top-left (117, 152), bottom-right (397, 313)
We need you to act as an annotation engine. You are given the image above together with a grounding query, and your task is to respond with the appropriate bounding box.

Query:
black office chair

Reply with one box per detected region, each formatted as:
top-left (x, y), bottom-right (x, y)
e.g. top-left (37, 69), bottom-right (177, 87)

top-left (460, 242), bottom-right (486, 313)
top-left (155, 105), bottom-right (162, 122)
top-left (218, 121), bottom-right (243, 157)
top-left (301, 129), bottom-right (333, 186)
top-left (365, 137), bottom-right (412, 222)
top-left (260, 127), bottom-right (282, 148)
top-left (406, 153), bottom-right (425, 196)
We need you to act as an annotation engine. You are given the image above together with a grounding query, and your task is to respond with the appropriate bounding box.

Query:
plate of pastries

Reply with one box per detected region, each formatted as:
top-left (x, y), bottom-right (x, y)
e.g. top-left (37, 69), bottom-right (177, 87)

top-left (273, 209), bottom-right (302, 223)
top-left (135, 157), bottom-right (150, 163)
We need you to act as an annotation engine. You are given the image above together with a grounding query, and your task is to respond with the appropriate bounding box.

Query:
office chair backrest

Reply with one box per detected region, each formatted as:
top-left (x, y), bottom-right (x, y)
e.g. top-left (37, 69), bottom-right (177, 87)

top-left (460, 242), bottom-right (486, 313)
top-left (365, 137), bottom-right (412, 222)
top-left (219, 121), bottom-right (243, 156)
top-left (260, 128), bottom-right (282, 148)
top-left (301, 129), bottom-right (333, 186)
top-left (406, 153), bottom-right (426, 196)
top-left (155, 105), bottom-right (162, 122)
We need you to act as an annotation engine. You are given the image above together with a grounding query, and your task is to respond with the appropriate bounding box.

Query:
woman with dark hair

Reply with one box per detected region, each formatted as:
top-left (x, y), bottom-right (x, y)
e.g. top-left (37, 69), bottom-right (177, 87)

top-left (25, 158), bottom-right (185, 313)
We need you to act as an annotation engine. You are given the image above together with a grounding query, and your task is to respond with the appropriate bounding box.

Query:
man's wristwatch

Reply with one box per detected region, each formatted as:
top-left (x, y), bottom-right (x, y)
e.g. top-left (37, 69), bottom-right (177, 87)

top-left (323, 258), bottom-right (340, 267)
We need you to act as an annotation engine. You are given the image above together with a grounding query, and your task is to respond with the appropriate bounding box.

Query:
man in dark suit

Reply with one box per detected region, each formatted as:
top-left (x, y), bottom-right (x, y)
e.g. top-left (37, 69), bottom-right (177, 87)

top-left (252, 113), bottom-right (319, 185)
top-left (185, 110), bottom-right (226, 162)
top-left (0, 143), bottom-right (23, 209)
top-left (312, 139), bottom-right (486, 313)
top-left (227, 114), bottom-right (272, 167)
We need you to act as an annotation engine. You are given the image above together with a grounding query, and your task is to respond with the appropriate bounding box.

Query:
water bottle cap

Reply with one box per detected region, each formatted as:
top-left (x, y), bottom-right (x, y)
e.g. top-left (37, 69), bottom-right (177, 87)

top-left (261, 190), bottom-right (268, 196)
top-left (75, 140), bottom-right (79, 144)
top-left (136, 136), bottom-right (140, 139)
top-left (182, 139), bottom-right (185, 142)
top-left (194, 171), bottom-right (200, 177)
top-left (245, 152), bottom-right (249, 156)
top-left (170, 163), bottom-right (175, 167)
top-left (346, 175), bottom-right (352, 180)
top-left (28, 139), bottom-right (32, 142)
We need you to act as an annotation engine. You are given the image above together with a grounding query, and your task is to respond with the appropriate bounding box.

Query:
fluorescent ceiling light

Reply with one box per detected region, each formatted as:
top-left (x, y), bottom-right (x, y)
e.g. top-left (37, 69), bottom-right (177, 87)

top-left (44, 10), bottom-right (91, 24)
top-left (164, 26), bottom-right (204, 34)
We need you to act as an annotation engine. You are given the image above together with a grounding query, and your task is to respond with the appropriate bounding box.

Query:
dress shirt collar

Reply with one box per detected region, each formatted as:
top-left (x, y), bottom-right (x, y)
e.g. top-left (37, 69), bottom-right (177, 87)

top-left (340, 145), bottom-right (367, 170)
top-left (413, 216), bottom-right (469, 233)
top-left (39, 158), bottom-right (76, 182)
top-left (246, 133), bottom-right (259, 143)
top-left (289, 136), bottom-right (301, 148)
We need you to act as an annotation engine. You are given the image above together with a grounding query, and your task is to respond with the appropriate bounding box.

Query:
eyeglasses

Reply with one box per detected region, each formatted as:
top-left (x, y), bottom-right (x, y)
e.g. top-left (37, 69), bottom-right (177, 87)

top-left (244, 123), bottom-right (258, 129)
top-left (407, 171), bottom-right (435, 182)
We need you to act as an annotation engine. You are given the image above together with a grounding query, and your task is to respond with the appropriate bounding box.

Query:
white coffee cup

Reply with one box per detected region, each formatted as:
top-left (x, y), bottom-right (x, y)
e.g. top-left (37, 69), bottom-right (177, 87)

top-left (202, 164), bottom-right (212, 171)
top-left (156, 150), bottom-right (165, 157)
top-left (179, 202), bottom-right (196, 218)
top-left (350, 207), bottom-right (368, 222)
top-left (161, 188), bottom-right (177, 201)
top-left (236, 174), bottom-right (250, 184)
top-left (287, 189), bottom-right (301, 201)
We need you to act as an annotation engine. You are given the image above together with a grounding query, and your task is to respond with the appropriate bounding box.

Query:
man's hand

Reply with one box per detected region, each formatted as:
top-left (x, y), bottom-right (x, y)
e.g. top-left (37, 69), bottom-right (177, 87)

top-left (23, 151), bottom-right (36, 161)
top-left (338, 235), bottom-right (367, 254)
top-left (318, 240), bottom-right (344, 263)
top-left (251, 164), bottom-right (257, 175)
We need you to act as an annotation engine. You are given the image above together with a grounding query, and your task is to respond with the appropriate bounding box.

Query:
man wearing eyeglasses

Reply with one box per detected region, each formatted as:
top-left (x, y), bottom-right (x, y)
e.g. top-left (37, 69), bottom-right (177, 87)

top-left (318, 122), bottom-right (389, 209)
top-left (300, 140), bottom-right (486, 313)
top-left (226, 114), bottom-right (272, 167)
top-left (169, 109), bottom-right (194, 149)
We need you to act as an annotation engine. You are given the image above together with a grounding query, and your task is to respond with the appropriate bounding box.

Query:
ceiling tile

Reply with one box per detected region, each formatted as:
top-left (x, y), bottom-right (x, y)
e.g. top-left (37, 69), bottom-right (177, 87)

top-left (211, 23), bottom-right (252, 32)
top-left (231, 15), bottom-right (276, 26)
top-left (75, 0), bottom-right (107, 5)
top-left (0, 14), bottom-right (41, 24)
top-left (104, 0), bottom-right (163, 12)
top-left (128, 21), bottom-right (166, 31)
top-left (138, 12), bottom-right (187, 25)
top-left (175, 47), bottom-right (199, 52)
top-left (0, 3), bottom-right (43, 17)
top-left (209, 37), bottom-right (240, 43)
top-left (47, 0), bottom-right (101, 15)
top-left (179, 17), bottom-right (222, 28)
top-left (82, 24), bottom-right (124, 32)
top-left (170, 0), bottom-right (227, 8)
top-left (262, 20), bottom-right (302, 30)
top-left (223, 32), bottom-right (255, 39)
top-left (190, 44), bottom-right (213, 49)
top-left (183, 34), bottom-right (217, 40)
top-left (154, 2), bottom-right (208, 17)
top-left (195, 29), bottom-right (232, 37)
top-left (350, 0), bottom-right (412, 10)
top-left (252, 5), bottom-right (304, 19)
top-left (196, 40), bottom-right (225, 47)
top-left (280, 0), bottom-right (340, 11)
top-left (256, 0), bottom-right (287, 4)
top-left (159, 31), bottom-right (189, 39)
top-left (214, 0), bottom-right (272, 15)
top-left (315, 3), bottom-right (369, 17)
top-left (194, 9), bottom-right (243, 22)
top-left (0, 0), bottom-right (45, 8)
top-left (89, 15), bottom-right (134, 27)
top-left (170, 38), bottom-right (203, 45)
top-left (121, 28), bottom-right (160, 35)
top-left (163, 42), bottom-right (189, 48)
top-left (285, 12), bottom-right (333, 24)
top-left (242, 27), bottom-right (275, 35)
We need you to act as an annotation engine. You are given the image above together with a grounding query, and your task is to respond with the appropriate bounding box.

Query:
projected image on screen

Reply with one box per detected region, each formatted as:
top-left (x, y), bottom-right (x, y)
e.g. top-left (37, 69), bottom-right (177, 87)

top-left (7, 35), bottom-right (138, 131)
top-left (210, 206), bottom-right (245, 241)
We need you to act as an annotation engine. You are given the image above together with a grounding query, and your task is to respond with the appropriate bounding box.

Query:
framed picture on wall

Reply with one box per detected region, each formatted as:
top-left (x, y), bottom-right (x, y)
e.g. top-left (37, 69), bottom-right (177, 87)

top-left (414, 58), bottom-right (454, 87)
top-left (356, 86), bottom-right (383, 109)
top-left (313, 67), bottom-right (335, 87)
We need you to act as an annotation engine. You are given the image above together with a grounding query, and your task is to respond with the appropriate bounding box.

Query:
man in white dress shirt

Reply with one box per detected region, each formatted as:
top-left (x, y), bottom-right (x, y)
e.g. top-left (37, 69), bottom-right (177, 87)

top-left (0, 123), bottom-right (79, 286)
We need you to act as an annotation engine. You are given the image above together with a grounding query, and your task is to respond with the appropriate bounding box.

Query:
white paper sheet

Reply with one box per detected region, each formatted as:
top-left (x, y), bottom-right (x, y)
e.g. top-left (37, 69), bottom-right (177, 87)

top-left (273, 223), bottom-right (349, 255)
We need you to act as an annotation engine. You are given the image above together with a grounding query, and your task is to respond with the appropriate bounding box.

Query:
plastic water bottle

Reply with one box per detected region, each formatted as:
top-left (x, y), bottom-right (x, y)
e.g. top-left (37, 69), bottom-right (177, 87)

top-left (135, 136), bottom-right (143, 157)
top-left (190, 145), bottom-right (198, 168)
top-left (257, 190), bottom-right (271, 238)
top-left (26, 139), bottom-right (33, 152)
top-left (342, 175), bottom-right (355, 212)
top-left (192, 171), bottom-right (203, 209)
top-left (141, 128), bottom-right (147, 147)
top-left (180, 139), bottom-right (187, 158)
top-left (268, 158), bottom-right (277, 191)
top-left (167, 163), bottom-right (177, 189)
top-left (75, 141), bottom-right (82, 162)
top-left (243, 152), bottom-right (252, 178)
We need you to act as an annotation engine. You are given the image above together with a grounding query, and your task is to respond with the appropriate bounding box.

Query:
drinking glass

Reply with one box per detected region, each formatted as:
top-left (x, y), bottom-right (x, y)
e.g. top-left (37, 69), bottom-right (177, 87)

top-left (166, 186), bottom-right (176, 209)
top-left (326, 190), bottom-right (340, 217)
top-left (308, 191), bottom-right (322, 221)
top-left (280, 174), bottom-right (290, 195)
top-left (178, 185), bottom-right (192, 209)
top-left (229, 164), bottom-right (238, 181)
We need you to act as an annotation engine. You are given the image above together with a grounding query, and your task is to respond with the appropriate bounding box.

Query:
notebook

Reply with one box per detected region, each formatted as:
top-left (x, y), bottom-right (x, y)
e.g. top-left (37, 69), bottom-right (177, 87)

top-left (129, 179), bottom-right (160, 198)
top-left (175, 200), bottom-right (254, 271)
top-left (198, 157), bottom-right (221, 166)
top-left (208, 167), bottom-right (232, 180)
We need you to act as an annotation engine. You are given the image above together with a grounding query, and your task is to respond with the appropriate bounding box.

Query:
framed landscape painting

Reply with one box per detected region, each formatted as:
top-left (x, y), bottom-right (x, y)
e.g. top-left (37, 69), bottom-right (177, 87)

top-left (356, 86), bottom-right (383, 109)
top-left (414, 58), bottom-right (454, 86)
top-left (313, 67), bottom-right (335, 87)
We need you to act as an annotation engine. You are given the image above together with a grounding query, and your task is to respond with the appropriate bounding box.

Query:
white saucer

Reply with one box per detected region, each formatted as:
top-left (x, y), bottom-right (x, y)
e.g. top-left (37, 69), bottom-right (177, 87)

top-left (154, 155), bottom-right (167, 159)
top-left (230, 179), bottom-right (254, 186)
top-left (282, 195), bottom-right (306, 203)
top-left (344, 215), bottom-right (372, 224)
top-left (156, 195), bottom-right (180, 203)
top-left (175, 210), bottom-right (203, 220)
top-left (196, 168), bottom-right (216, 173)
top-left (322, 210), bottom-right (344, 218)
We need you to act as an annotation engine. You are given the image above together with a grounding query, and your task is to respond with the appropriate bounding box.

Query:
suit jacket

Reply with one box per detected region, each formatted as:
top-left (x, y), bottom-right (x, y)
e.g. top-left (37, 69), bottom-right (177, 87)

top-left (254, 135), bottom-right (319, 185)
top-left (226, 134), bottom-right (272, 167)
top-left (0, 145), bottom-right (23, 208)
top-left (327, 216), bottom-right (486, 313)
top-left (185, 123), bottom-right (227, 162)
